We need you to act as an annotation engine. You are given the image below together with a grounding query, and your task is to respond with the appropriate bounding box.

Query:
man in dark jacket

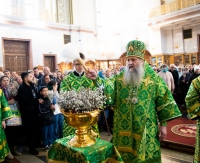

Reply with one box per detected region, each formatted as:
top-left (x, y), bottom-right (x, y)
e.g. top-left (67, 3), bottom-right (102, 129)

top-left (188, 65), bottom-right (194, 75)
top-left (33, 67), bottom-right (43, 79)
top-left (17, 72), bottom-right (43, 155)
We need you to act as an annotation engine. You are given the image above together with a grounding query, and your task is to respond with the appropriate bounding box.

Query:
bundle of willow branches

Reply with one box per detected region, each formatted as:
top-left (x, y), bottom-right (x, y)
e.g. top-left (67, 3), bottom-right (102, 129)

top-left (58, 87), bottom-right (107, 113)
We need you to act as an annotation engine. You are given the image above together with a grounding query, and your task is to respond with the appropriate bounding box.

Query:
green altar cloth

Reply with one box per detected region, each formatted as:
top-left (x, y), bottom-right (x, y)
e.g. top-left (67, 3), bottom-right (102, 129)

top-left (47, 135), bottom-right (124, 163)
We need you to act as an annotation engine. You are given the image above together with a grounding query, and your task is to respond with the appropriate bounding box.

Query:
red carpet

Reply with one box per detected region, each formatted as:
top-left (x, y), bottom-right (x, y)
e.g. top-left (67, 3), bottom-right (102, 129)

top-left (161, 117), bottom-right (196, 153)
top-left (171, 124), bottom-right (196, 138)
top-left (164, 117), bottom-right (196, 146)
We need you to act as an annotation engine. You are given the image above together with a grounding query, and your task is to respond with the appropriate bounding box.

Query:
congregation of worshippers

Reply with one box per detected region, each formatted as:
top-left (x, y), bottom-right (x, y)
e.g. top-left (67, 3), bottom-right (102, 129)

top-left (0, 52), bottom-right (199, 158)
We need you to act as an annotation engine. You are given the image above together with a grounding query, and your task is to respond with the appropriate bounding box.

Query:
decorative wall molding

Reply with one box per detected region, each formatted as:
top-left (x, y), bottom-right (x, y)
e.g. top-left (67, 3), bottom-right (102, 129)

top-left (57, 0), bottom-right (69, 24)
top-left (0, 19), bottom-right (93, 33)
top-left (149, 0), bottom-right (200, 18)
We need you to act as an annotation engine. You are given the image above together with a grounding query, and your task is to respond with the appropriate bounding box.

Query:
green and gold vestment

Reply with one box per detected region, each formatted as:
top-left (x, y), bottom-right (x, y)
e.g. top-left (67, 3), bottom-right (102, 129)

top-left (60, 72), bottom-right (113, 138)
top-left (108, 63), bottom-right (181, 163)
top-left (0, 89), bottom-right (13, 162)
top-left (185, 76), bottom-right (200, 163)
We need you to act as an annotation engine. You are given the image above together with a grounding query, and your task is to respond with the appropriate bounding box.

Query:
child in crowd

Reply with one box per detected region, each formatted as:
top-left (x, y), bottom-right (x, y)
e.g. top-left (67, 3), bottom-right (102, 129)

top-left (38, 86), bottom-right (55, 151)
top-left (47, 80), bottom-right (63, 140)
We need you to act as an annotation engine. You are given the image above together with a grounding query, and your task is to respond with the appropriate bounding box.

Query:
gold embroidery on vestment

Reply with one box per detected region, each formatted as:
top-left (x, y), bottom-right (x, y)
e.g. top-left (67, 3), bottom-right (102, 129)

top-left (118, 147), bottom-right (137, 156)
top-left (187, 103), bottom-right (200, 114)
top-left (2, 107), bottom-right (10, 112)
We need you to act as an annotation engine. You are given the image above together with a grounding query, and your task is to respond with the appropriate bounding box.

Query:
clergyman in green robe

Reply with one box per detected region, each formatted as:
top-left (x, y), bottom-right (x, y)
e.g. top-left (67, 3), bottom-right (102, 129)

top-left (185, 76), bottom-right (200, 163)
top-left (60, 58), bottom-right (113, 138)
top-left (85, 40), bottom-right (181, 163)
top-left (0, 89), bottom-right (13, 162)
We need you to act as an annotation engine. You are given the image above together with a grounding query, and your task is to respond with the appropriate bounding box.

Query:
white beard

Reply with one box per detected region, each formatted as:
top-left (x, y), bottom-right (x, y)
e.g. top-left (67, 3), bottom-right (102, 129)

top-left (123, 62), bottom-right (145, 87)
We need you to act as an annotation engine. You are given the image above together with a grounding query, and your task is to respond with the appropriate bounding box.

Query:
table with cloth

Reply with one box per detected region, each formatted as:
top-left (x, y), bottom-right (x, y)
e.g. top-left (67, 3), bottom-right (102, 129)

top-left (47, 135), bottom-right (124, 163)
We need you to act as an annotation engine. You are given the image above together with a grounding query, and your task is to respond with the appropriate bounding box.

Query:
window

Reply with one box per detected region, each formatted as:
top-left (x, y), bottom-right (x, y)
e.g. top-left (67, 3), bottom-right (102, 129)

top-left (64, 35), bottom-right (71, 44)
top-left (183, 29), bottom-right (192, 39)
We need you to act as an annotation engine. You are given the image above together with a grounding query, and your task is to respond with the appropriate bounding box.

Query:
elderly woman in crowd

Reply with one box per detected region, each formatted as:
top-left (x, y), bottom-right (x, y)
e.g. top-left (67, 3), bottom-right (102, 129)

top-left (158, 64), bottom-right (175, 93)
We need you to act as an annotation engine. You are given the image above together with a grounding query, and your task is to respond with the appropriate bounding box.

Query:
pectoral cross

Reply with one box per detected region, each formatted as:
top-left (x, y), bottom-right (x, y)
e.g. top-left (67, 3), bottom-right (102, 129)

top-left (126, 96), bottom-right (138, 105)
top-left (131, 97), bottom-right (138, 104)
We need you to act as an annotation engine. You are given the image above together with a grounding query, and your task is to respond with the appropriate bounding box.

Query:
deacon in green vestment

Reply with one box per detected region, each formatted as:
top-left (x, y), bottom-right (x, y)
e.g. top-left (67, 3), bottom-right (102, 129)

top-left (60, 58), bottom-right (113, 138)
top-left (0, 89), bottom-right (13, 162)
top-left (185, 76), bottom-right (200, 163)
top-left (85, 40), bottom-right (181, 163)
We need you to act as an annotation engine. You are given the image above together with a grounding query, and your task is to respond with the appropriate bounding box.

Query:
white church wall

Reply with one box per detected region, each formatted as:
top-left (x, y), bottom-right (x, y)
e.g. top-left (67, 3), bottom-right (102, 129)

top-left (161, 29), bottom-right (168, 53)
top-left (184, 24), bottom-right (200, 53)
top-left (77, 33), bottom-right (98, 60)
top-left (120, 19), bottom-right (149, 53)
top-left (73, 0), bottom-right (95, 31)
top-left (93, 0), bottom-right (155, 60)
top-left (149, 24), bottom-right (200, 56)
top-left (107, 35), bottom-right (122, 59)
top-left (94, 34), bottom-right (122, 60)
top-left (149, 28), bottom-right (162, 55)
top-left (117, 0), bottom-right (151, 56)
top-left (172, 28), bottom-right (184, 54)
top-left (3, 0), bottom-right (194, 67)
top-left (150, 0), bottom-right (162, 7)
top-left (166, 29), bottom-right (174, 54)
top-left (0, 24), bottom-right (95, 69)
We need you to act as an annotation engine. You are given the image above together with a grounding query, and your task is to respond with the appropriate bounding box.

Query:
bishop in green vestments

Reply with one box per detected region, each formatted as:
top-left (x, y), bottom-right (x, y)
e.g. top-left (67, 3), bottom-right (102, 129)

top-left (185, 76), bottom-right (200, 163)
top-left (60, 59), bottom-right (113, 138)
top-left (85, 40), bottom-right (181, 163)
top-left (0, 89), bottom-right (13, 162)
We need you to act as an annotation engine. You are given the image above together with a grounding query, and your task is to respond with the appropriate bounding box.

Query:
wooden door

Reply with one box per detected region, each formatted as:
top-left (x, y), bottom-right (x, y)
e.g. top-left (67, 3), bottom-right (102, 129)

top-left (44, 56), bottom-right (55, 72)
top-left (16, 56), bottom-right (28, 74)
top-left (4, 41), bottom-right (28, 75)
top-left (5, 56), bottom-right (15, 72)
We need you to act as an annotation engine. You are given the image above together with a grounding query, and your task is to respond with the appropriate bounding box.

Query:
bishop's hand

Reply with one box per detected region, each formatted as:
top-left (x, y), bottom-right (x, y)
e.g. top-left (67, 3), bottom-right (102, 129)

top-left (158, 126), bottom-right (167, 141)
top-left (2, 120), bottom-right (6, 129)
top-left (85, 68), bottom-right (97, 80)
